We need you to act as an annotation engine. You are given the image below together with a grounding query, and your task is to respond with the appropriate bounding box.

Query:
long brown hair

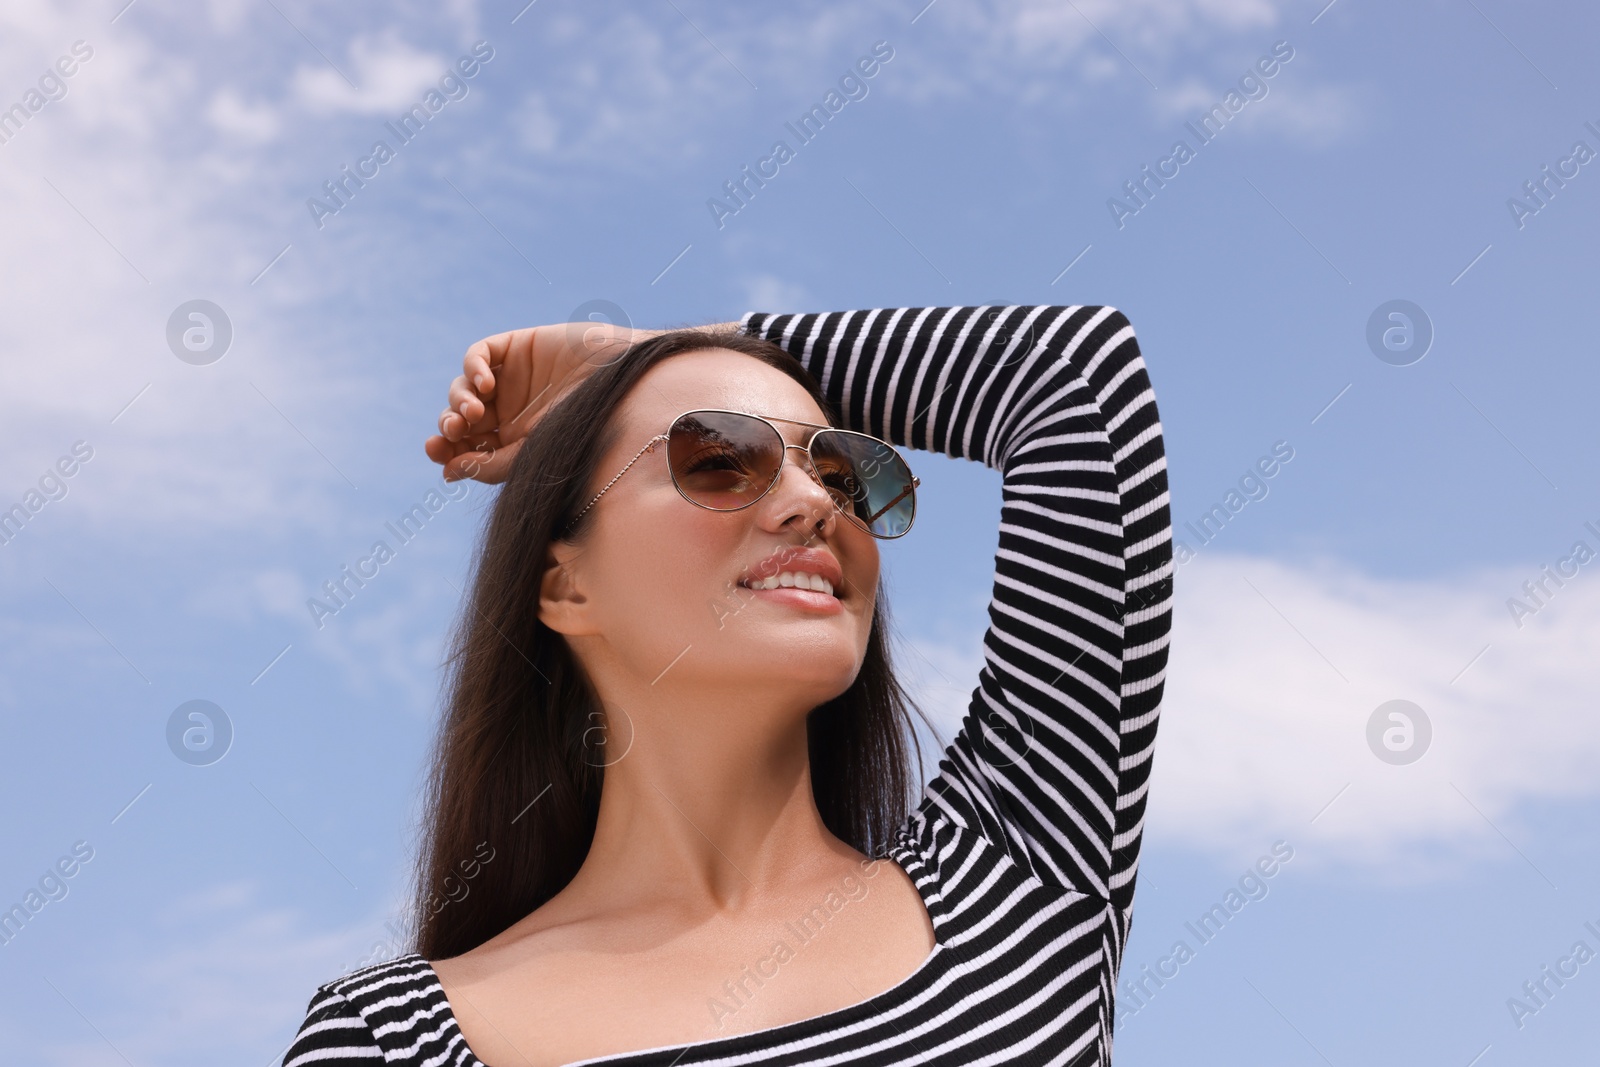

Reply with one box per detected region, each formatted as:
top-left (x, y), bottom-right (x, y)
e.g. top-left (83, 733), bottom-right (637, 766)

top-left (409, 327), bottom-right (926, 961)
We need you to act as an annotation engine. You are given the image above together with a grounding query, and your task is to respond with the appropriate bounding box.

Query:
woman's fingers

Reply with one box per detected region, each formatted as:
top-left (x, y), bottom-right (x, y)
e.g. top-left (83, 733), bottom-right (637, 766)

top-left (432, 323), bottom-right (606, 483)
top-left (425, 430), bottom-right (518, 484)
top-left (439, 402), bottom-right (477, 442)
top-left (464, 327), bottom-right (542, 393)
top-left (491, 330), bottom-right (538, 435)
top-left (425, 433), bottom-right (482, 471)
top-left (462, 342), bottom-right (496, 397)
top-left (438, 409), bottom-right (482, 441)
top-left (445, 439), bottom-right (520, 484)
top-left (447, 374), bottom-right (486, 423)
top-left (459, 330), bottom-right (544, 437)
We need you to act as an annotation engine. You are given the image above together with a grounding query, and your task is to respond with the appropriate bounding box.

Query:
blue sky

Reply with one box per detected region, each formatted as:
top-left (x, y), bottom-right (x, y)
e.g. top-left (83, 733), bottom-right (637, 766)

top-left (1, 0), bottom-right (1597, 1063)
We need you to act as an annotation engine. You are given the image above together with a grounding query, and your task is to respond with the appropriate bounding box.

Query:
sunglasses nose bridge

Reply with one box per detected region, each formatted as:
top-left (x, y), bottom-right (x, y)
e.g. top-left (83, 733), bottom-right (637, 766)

top-left (775, 441), bottom-right (837, 512)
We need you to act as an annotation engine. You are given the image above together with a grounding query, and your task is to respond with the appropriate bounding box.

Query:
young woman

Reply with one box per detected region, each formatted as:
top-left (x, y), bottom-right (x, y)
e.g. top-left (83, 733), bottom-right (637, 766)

top-left (283, 306), bottom-right (1172, 1066)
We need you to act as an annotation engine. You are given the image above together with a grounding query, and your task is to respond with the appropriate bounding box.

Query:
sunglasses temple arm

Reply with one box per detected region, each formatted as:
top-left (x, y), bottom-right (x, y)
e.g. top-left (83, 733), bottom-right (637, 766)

top-left (564, 433), bottom-right (669, 533)
top-left (862, 477), bottom-right (918, 524)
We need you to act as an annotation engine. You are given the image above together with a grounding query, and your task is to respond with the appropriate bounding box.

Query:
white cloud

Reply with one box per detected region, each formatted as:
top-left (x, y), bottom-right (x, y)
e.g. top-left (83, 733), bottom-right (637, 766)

top-left (742, 273), bottom-right (814, 314)
top-left (290, 31), bottom-right (451, 117)
top-left (512, 91), bottom-right (559, 153)
top-left (1236, 80), bottom-right (1367, 148)
top-left (871, 0), bottom-right (1361, 150)
top-left (205, 88), bottom-right (282, 142)
top-left (0, 5), bottom-right (399, 542)
top-left (496, 12), bottom-right (742, 167)
top-left (34, 880), bottom-right (403, 1067)
top-left (988, 0), bottom-right (1279, 60)
top-left (198, 0), bottom-right (256, 35)
top-left (1156, 78), bottom-right (1240, 119)
top-left (1152, 74), bottom-right (1366, 149)
top-left (901, 552), bottom-right (1600, 881)
top-left (889, 0), bottom-right (1287, 104)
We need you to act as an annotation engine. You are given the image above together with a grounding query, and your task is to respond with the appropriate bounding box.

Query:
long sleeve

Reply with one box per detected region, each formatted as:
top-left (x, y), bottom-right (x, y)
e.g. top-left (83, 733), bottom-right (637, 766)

top-left (739, 306), bottom-right (1173, 915)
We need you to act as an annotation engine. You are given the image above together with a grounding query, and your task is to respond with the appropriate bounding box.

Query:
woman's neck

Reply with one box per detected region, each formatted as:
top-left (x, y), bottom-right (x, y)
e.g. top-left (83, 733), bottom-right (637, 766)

top-left (560, 706), bottom-right (859, 918)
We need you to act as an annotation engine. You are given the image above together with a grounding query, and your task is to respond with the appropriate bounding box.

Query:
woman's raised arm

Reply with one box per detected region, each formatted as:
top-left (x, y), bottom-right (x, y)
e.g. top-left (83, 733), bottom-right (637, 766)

top-left (737, 307), bottom-right (1173, 914)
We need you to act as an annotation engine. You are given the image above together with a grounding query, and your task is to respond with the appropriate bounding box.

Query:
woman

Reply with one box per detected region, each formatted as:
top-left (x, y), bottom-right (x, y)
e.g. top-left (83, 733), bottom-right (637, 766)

top-left (283, 305), bottom-right (1172, 1066)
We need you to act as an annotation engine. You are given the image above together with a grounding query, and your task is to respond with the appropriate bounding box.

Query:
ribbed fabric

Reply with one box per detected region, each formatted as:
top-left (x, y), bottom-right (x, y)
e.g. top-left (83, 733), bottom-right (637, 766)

top-left (282, 306), bottom-right (1173, 1067)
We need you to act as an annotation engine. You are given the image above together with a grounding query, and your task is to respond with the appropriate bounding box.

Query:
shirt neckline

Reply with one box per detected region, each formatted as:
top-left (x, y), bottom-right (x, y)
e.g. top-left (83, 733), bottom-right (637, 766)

top-left (413, 941), bottom-right (946, 1067)
top-left (414, 846), bottom-right (946, 1067)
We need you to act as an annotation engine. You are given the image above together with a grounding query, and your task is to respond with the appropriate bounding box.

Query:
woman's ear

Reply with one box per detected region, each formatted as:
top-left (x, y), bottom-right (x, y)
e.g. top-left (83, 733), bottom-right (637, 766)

top-left (538, 538), bottom-right (593, 635)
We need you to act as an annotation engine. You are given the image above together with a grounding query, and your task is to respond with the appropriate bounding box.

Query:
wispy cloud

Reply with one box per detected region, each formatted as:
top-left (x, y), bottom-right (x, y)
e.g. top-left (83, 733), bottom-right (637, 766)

top-left (34, 879), bottom-right (403, 1067)
top-left (205, 88), bottom-right (283, 143)
top-left (742, 273), bottom-right (815, 313)
top-left (903, 551), bottom-right (1600, 881)
top-left (289, 31), bottom-right (450, 116)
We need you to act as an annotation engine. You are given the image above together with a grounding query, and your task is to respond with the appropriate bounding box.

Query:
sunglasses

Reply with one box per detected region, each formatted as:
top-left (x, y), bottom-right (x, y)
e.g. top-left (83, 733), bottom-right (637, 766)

top-left (562, 409), bottom-right (920, 540)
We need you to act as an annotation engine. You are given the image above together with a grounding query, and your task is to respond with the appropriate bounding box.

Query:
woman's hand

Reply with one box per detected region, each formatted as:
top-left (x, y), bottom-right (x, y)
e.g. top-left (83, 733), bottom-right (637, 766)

top-left (424, 322), bottom-right (655, 483)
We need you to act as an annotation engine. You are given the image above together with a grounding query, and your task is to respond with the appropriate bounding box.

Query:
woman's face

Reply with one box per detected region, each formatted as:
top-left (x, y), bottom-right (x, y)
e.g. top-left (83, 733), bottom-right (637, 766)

top-left (544, 349), bottom-right (881, 720)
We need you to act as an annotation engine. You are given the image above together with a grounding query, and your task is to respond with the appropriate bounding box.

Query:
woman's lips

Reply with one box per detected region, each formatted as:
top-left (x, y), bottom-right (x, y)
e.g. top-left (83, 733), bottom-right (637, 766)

top-left (740, 583), bottom-right (844, 615)
top-left (739, 546), bottom-right (844, 594)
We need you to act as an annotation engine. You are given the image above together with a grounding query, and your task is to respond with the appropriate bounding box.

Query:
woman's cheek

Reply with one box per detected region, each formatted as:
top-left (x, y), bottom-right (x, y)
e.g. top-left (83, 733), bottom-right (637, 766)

top-left (632, 504), bottom-right (739, 636)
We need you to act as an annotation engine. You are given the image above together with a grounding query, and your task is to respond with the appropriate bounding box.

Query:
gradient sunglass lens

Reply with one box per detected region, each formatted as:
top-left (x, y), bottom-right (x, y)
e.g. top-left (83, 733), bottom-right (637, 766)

top-left (810, 431), bottom-right (916, 538)
top-left (667, 412), bottom-right (783, 509)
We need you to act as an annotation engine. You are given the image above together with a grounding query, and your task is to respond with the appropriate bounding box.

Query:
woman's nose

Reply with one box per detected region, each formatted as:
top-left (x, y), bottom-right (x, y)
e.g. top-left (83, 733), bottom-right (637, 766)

top-left (770, 446), bottom-right (838, 534)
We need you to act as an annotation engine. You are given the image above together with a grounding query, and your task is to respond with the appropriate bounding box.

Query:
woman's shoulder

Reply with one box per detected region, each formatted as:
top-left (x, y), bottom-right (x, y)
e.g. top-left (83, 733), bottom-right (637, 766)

top-left (286, 953), bottom-right (456, 1065)
top-left (313, 950), bottom-right (438, 999)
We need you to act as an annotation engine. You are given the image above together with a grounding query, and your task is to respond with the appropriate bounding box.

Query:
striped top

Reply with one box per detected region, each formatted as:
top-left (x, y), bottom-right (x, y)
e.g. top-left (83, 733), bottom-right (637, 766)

top-left (283, 306), bottom-right (1173, 1067)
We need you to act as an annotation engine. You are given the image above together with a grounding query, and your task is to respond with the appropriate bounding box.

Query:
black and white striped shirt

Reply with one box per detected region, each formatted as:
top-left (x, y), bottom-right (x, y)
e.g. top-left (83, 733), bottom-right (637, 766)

top-left (283, 306), bottom-right (1173, 1067)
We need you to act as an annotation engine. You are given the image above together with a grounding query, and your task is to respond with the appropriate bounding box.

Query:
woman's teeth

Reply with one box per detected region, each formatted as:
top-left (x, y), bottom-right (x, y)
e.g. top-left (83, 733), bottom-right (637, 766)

top-left (744, 571), bottom-right (835, 597)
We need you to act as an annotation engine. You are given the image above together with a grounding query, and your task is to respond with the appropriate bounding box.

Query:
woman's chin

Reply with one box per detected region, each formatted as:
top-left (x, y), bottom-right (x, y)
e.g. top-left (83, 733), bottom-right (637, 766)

top-left (723, 646), bottom-right (862, 697)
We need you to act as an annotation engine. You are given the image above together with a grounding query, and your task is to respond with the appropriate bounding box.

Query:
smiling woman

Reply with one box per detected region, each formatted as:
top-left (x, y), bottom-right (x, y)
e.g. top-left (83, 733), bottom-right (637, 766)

top-left (281, 305), bottom-right (1173, 1067)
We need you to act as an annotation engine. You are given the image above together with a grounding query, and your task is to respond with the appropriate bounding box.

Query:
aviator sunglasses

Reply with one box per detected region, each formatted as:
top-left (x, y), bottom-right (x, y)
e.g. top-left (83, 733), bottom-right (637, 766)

top-left (562, 409), bottom-right (921, 540)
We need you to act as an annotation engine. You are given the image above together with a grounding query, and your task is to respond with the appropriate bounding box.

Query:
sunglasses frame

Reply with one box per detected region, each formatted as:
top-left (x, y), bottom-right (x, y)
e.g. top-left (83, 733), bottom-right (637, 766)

top-left (560, 408), bottom-right (920, 540)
